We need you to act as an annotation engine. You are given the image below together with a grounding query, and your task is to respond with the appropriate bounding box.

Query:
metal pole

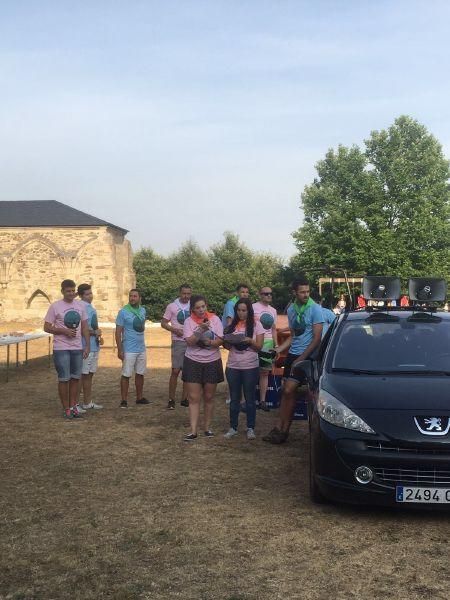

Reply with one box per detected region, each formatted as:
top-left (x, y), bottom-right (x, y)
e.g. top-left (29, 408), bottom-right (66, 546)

top-left (16, 343), bottom-right (19, 367)
top-left (6, 344), bottom-right (10, 383)
top-left (25, 340), bottom-right (28, 364)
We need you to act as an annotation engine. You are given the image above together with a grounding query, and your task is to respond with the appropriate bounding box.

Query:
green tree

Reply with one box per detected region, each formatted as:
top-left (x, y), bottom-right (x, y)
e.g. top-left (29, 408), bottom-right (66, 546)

top-left (293, 116), bottom-right (450, 281)
top-left (134, 233), bottom-right (287, 319)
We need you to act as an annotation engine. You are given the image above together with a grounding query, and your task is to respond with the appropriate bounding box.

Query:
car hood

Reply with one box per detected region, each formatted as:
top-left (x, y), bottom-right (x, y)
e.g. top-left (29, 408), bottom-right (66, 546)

top-left (322, 372), bottom-right (450, 411)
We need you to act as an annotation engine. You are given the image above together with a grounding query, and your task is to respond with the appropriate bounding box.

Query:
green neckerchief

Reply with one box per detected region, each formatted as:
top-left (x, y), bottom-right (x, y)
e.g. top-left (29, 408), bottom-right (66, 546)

top-left (292, 297), bottom-right (315, 322)
top-left (123, 303), bottom-right (143, 318)
top-left (230, 295), bottom-right (239, 304)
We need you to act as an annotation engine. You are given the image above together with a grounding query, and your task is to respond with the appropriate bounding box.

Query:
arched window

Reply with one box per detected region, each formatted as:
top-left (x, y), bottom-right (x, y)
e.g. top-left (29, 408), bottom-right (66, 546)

top-left (27, 289), bottom-right (51, 309)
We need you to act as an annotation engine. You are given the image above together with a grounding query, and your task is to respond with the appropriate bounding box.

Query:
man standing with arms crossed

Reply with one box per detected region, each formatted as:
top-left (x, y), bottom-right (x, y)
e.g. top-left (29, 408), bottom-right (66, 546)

top-left (44, 279), bottom-right (90, 419)
top-left (263, 278), bottom-right (324, 444)
top-left (116, 289), bottom-right (150, 408)
top-left (253, 286), bottom-right (278, 410)
top-left (161, 283), bottom-right (192, 410)
top-left (77, 283), bottom-right (103, 410)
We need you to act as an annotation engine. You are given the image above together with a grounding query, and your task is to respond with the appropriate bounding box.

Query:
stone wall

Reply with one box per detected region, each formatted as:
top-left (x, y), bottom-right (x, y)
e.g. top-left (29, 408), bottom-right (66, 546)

top-left (0, 226), bottom-right (135, 322)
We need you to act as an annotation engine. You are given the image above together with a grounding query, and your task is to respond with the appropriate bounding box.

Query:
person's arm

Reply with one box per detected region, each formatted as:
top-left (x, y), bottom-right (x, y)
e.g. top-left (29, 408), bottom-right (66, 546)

top-left (115, 325), bottom-right (124, 360)
top-left (271, 323), bottom-right (278, 347)
top-left (43, 321), bottom-right (76, 338)
top-left (275, 330), bottom-right (292, 354)
top-left (161, 317), bottom-right (183, 338)
top-left (292, 323), bottom-right (323, 366)
top-left (81, 319), bottom-right (90, 359)
top-left (201, 336), bottom-right (223, 348)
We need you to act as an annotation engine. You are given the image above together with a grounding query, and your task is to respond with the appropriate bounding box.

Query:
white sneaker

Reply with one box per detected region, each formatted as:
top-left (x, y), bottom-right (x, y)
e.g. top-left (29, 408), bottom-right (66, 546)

top-left (82, 402), bottom-right (103, 410)
top-left (224, 428), bottom-right (238, 439)
top-left (76, 404), bottom-right (87, 414)
top-left (247, 428), bottom-right (256, 440)
top-left (225, 397), bottom-right (231, 405)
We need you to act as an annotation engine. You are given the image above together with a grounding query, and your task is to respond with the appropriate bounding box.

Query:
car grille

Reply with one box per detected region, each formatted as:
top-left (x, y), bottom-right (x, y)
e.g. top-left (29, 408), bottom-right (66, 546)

top-left (374, 467), bottom-right (450, 485)
top-left (366, 441), bottom-right (450, 456)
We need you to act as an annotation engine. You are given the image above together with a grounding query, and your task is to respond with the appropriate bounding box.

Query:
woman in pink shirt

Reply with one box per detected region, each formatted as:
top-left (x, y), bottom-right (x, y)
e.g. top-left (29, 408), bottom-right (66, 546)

top-left (223, 298), bottom-right (264, 440)
top-left (182, 295), bottom-right (224, 441)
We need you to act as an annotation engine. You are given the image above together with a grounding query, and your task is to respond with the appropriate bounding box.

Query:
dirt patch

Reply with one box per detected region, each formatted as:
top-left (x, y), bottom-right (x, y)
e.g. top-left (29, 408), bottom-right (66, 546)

top-left (1, 328), bottom-right (450, 600)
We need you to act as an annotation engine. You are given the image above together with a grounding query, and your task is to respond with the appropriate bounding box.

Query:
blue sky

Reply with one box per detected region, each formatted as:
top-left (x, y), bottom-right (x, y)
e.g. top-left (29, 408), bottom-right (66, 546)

top-left (1, 1), bottom-right (449, 261)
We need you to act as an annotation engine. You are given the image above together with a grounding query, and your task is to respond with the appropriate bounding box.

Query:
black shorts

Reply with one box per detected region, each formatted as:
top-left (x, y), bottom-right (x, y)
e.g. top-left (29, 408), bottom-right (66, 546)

top-left (283, 353), bottom-right (307, 384)
top-left (182, 356), bottom-right (225, 385)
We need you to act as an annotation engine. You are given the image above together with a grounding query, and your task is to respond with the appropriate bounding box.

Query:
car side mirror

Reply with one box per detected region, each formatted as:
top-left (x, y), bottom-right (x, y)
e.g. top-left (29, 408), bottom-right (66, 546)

top-left (291, 359), bottom-right (317, 387)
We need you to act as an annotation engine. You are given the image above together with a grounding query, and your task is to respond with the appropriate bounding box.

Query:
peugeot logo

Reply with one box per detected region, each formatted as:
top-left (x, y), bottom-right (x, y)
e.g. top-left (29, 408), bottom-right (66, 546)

top-left (414, 416), bottom-right (450, 436)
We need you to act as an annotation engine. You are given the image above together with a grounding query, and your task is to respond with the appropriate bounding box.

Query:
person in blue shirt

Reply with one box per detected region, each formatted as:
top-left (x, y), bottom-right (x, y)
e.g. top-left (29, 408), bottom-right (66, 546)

top-left (77, 283), bottom-right (103, 411)
top-left (263, 278), bottom-right (324, 444)
top-left (115, 289), bottom-right (149, 408)
top-left (222, 283), bottom-right (250, 328)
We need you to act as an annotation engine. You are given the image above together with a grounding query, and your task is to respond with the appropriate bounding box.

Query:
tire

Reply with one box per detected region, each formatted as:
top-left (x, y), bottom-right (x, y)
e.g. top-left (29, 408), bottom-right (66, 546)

top-left (309, 441), bottom-right (327, 504)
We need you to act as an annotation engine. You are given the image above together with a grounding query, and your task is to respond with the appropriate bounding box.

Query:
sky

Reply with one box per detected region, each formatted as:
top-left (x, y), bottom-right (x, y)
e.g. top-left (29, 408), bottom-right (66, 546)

top-left (1, 0), bottom-right (449, 262)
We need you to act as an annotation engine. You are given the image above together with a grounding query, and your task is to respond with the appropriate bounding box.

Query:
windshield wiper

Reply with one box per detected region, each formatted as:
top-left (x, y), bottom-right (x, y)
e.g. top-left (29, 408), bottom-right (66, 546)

top-left (332, 368), bottom-right (388, 375)
top-left (332, 367), bottom-right (450, 376)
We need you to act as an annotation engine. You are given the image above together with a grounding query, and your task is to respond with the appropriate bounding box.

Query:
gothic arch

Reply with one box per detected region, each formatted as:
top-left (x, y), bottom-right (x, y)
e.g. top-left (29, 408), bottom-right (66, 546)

top-left (9, 234), bottom-right (64, 261)
top-left (27, 289), bottom-right (51, 309)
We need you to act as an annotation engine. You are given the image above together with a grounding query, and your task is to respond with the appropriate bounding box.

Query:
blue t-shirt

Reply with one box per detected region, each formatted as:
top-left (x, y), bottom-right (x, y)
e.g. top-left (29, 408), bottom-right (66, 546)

top-left (82, 301), bottom-right (100, 352)
top-left (287, 301), bottom-right (324, 356)
top-left (116, 306), bottom-right (146, 353)
top-left (222, 298), bottom-right (238, 327)
top-left (321, 307), bottom-right (336, 337)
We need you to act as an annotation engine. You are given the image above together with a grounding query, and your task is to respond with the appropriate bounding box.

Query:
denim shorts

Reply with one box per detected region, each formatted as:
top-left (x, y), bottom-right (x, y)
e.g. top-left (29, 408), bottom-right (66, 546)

top-left (53, 350), bottom-right (83, 382)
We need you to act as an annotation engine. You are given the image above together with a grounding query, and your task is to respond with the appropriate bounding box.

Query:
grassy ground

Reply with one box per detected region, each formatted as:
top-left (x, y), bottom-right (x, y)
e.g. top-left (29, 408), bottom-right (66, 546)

top-left (1, 328), bottom-right (450, 600)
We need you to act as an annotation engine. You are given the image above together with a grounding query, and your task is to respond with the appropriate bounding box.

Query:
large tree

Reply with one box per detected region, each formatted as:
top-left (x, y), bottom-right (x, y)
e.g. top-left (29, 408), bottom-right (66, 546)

top-left (293, 116), bottom-right (450, 280)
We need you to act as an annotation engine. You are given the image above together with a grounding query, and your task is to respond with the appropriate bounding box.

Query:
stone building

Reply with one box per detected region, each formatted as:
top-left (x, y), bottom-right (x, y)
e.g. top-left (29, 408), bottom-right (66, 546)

top-left (0, 200), bottom-right (135, 322)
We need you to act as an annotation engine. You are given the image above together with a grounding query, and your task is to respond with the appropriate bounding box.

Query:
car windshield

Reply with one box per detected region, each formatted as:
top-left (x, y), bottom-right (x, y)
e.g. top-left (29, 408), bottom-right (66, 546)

top-left (331, 315), bottom-right (450, 373)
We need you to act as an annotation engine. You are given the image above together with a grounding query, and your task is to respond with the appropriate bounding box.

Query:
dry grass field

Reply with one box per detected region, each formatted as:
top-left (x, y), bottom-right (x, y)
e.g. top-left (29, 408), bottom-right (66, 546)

top-left (1, 327), bottom-right (450, 600)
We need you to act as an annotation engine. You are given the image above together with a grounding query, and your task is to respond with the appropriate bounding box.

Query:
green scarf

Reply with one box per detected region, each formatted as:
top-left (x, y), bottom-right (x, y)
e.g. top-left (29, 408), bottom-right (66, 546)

top-left (292, 297), bottom-right (315, 323)
top-left (230, 295), bottom-right (239, 305)
top-left (123, 303), bottom-right (143, 318)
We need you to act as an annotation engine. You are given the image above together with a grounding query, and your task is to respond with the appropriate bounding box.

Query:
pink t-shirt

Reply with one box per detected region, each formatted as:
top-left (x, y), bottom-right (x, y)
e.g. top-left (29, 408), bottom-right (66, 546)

top-left (163, 299), bottom-right (190, 342)
top-left (183, 315), bottom-right (223, 363)
top-left (226, 321), bottom-right (265, 370)
top-left (252, 302), bottom-right (277, 340)
top-left (45, 299), bottom-right (88, 350)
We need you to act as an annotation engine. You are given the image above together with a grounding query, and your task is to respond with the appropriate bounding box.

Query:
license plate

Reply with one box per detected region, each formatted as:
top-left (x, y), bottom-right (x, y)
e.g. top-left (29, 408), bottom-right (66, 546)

top-left (396, 486), bottom-right (450, 503)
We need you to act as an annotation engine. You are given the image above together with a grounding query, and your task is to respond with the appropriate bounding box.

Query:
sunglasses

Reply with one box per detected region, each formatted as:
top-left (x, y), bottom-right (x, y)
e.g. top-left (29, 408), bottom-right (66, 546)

top-left (261, 292), bottom-right (272, 296)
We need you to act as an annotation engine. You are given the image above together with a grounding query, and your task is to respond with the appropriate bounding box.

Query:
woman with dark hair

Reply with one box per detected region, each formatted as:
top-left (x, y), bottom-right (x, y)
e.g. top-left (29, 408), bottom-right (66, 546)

top-left (223, 298), bottom-right (264, 440)
top-left (182, 294), bottom-right (224, 441)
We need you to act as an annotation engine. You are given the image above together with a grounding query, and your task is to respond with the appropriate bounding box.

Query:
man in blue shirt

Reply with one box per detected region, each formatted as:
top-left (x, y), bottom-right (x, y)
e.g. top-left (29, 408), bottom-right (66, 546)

top-left (263, 278), bottom-right (324, 444)
top-left (115, 289), bottom-right (149, 408)
top-left (77, 283), bottom-right (103, 411)
top-left (222, 283), bottom-right (250, 328)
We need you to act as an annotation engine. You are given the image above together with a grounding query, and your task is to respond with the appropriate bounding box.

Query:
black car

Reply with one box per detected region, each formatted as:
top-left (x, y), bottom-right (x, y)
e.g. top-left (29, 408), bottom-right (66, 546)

top-left (300, 287), bottom-right (450, 508)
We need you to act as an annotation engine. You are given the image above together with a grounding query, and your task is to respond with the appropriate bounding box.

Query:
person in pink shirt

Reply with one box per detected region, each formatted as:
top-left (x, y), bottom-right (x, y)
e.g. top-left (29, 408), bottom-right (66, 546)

top-left (223, 299), bottom-right (264, 440)
top-left (182, 295), bottom-right (224, 441)
top-left (161, 283), bottom-right (192, 410)
top-left (253, 286), bottom-right (279, 410)
top-left (44, 279), bottom-right (90, 420)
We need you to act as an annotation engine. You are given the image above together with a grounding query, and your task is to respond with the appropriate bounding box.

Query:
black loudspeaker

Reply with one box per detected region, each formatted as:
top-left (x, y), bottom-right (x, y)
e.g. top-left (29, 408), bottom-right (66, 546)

top-left (362, 276), bottom-right (401, 300)
top-left (408, 278), bottom-right (447, 302)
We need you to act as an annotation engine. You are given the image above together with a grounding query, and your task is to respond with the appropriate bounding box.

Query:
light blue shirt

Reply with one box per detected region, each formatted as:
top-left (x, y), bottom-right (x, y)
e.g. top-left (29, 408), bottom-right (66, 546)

top-left (82, 301), bottom-right (100, 352)
top-left (116, 306), bottom-right (146, 353)
top-left (222, 298), bottom-right (237, 327)
top-left (287, 301), bottom-right (324, 356)
top-left (321, 307), bottom-right (336, 337)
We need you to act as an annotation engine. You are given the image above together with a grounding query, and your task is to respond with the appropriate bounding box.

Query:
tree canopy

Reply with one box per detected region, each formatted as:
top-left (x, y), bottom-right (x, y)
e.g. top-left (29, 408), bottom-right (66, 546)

top-left (134, 233), bottom-right (288, 320)
top-left (293, 116), bottom-right (450, 281)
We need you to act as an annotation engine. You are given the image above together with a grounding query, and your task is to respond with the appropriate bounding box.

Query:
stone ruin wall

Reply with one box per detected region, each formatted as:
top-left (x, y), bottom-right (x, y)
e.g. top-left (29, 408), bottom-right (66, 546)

top-left (0, 226), bottom-right (136, 323)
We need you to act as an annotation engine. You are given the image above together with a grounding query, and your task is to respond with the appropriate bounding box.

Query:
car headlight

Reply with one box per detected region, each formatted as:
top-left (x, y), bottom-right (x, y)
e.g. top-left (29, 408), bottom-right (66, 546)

top-left (317, 389), bottom-right (376, 434)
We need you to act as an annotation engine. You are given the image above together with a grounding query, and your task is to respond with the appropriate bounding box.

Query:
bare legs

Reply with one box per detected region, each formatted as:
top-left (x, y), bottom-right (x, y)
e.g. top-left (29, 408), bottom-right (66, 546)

top-left (81, 373), bottom-right (93, 405)
top-left (259, 370), bottom-right (270, 405)
top-left (58, 379), bottom-right (80, 410)
top-left (121, 374), bottom-right (144, 402)
top-left (186, 382), bottom-right (217, 435)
